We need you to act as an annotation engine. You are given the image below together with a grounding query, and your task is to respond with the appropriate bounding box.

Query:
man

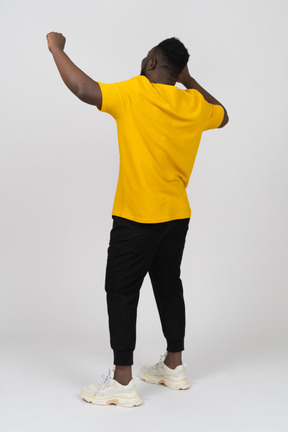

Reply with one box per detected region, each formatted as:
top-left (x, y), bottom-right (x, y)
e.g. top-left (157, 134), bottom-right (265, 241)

top-left (46, 32), bottom-right (229, 407)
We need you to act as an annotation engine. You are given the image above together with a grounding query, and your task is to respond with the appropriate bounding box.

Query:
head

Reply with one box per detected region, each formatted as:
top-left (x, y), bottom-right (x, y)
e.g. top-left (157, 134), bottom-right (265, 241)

top-left (140, 37), bottom-right (190, 84)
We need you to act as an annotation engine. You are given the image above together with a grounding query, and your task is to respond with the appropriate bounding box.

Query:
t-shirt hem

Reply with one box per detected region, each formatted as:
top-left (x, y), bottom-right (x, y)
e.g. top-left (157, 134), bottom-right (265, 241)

top-left (111, 212), bottom-right (191, 224)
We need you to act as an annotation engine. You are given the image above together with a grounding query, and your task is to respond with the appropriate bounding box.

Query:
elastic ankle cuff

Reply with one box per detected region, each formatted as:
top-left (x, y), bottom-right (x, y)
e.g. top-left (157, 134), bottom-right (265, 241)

top-left (167, 340), bottom-right (184, 352)
top-left (113, 350), bottom-right (133, 366)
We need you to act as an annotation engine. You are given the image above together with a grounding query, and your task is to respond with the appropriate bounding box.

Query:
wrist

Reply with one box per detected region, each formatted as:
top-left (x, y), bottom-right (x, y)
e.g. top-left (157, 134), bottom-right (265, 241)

top-left (50, 46), bottom-right (64, 55)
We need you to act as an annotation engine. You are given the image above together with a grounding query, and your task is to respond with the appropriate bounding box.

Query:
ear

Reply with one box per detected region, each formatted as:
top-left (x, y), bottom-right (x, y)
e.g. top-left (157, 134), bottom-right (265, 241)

top-left (147, 57), bottom-right (157, 70)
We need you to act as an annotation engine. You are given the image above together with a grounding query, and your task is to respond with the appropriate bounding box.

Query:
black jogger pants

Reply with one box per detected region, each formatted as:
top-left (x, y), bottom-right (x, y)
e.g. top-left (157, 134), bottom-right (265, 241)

top-left (104, 215), bottom-right (190, 366)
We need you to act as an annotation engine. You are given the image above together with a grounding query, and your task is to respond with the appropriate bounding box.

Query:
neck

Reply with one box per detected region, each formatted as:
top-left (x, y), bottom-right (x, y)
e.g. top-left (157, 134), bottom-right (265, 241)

top-left (144, 71), bottom-right (176, 86)
top-left (150, 78), bottom-right (176, 86)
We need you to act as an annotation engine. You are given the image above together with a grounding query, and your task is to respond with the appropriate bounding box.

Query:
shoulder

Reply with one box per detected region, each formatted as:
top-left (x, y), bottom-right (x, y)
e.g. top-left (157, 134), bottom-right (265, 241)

top-left (100, 76), bottom-right (145, 94)
top-left (185, 88), bottom-right (204, 100)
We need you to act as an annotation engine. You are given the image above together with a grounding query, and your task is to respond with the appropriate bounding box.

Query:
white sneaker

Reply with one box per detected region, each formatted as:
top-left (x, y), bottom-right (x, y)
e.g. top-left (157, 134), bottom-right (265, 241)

top-left (140, 353), bottom-right (190, 390)
top-left (81, 369), bottom-right (142, 407)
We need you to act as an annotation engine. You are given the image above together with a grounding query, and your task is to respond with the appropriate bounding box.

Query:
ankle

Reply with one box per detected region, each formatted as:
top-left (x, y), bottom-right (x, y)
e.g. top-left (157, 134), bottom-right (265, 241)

top-left (164, 351), bottom-right (182, 369)
top-left (114, 366), bottom-right (132, 386)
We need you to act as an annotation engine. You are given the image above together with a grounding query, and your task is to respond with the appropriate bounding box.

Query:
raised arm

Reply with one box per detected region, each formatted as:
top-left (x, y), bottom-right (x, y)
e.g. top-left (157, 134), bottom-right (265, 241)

top-left (46, 32), bottom-right (102, 109)
top-left (177, 65), bottom-right (229, 128)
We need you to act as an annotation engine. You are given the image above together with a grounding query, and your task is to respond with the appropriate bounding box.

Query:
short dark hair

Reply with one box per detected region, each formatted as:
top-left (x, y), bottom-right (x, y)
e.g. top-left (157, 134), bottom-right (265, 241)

top-left (156, 37), bottom-right (190, 77)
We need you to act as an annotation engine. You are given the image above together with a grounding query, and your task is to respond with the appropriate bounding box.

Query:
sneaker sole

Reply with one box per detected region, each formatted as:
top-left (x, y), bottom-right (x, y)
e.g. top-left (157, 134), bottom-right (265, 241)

top-left (140, 372), bottom-right (190, 390)
top-left (81, 392), bottom-right (142, 407)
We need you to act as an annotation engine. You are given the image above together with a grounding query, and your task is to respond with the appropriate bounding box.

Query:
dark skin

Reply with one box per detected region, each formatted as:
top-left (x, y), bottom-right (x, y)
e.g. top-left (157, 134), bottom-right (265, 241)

top-left (46, 32), bottom-right (103, 108)
top-left (46, 32), bottom-right (228, 385)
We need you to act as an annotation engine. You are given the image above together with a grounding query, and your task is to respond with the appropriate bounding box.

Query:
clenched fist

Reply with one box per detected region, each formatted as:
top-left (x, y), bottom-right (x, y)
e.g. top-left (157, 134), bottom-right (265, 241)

top-left (46, 32), bottom-right (66, 53)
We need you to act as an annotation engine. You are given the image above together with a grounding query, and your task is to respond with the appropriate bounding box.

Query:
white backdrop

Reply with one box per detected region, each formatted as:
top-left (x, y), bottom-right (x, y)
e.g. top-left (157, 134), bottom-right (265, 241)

top-left (0, 0), bottom-right (287, 430)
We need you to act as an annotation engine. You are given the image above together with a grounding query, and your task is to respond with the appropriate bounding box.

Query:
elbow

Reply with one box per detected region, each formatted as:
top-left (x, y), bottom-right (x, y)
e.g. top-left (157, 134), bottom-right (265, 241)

top-left (75, 84), bottom-right (102, 107)
top-left (76, 86), bottom-right (90, 103)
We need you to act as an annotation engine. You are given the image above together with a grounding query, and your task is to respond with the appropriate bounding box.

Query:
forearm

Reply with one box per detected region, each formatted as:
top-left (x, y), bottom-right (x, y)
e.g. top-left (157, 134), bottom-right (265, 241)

top-left (50, 48), bottom-right (97, 99)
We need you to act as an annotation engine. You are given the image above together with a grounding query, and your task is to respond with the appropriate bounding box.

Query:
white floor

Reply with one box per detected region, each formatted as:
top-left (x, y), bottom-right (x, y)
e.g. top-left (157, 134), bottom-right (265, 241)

top-left (1, 335), bottom-right (287, 432)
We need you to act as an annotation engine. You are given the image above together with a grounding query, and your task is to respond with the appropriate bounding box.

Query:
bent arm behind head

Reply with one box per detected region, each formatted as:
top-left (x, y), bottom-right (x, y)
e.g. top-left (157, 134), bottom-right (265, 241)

top-left (178, 65), bottom-right (229, 128)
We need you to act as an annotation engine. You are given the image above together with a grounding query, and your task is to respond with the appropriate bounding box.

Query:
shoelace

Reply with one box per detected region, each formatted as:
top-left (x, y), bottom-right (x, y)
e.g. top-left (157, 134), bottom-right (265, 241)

top-left (97, 369), bottom-right (112, 390)
top-left (155, 353), bottom-right (167, 369)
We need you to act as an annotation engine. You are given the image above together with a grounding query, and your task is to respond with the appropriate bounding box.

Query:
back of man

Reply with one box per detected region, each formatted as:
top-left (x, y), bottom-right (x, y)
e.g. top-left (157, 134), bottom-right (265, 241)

top-left (98, 75), bottom-right (224, 222)
top-left (47, 33), bottom-right (229, 407)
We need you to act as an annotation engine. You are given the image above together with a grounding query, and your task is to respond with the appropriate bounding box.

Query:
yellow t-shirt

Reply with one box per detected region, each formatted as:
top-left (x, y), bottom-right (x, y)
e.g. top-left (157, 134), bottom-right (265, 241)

top-left (98, 76), bottom-right (224, 223)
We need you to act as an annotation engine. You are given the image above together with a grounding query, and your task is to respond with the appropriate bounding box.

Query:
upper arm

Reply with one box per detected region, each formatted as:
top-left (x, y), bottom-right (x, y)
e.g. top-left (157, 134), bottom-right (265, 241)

top-left (97, 80), bottom-right (134, 119)
top-left (202, 102), bottom-right (225, 131)
top-left (217, 108), bottom-right (229, 128)
top-left (77, 81), bottom-right (103, 109)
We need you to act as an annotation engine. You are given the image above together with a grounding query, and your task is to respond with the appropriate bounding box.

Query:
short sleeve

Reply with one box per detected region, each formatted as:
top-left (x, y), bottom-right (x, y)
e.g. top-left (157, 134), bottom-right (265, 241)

top-left (97, 79), bottom-right (137, 120)
top-left (202, 100), bottom-right (225, 131)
